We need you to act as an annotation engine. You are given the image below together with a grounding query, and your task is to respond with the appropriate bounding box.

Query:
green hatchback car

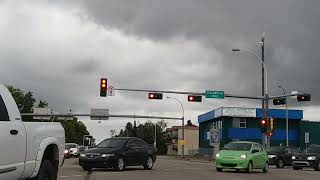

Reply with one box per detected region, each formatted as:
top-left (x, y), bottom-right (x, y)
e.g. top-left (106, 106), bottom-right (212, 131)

top-left (215, 141), bottom-right (268, 173)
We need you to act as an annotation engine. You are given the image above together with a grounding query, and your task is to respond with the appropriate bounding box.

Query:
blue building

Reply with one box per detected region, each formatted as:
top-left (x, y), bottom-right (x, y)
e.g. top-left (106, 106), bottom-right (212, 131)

top-left (198, 107), bottom-right (308, 148)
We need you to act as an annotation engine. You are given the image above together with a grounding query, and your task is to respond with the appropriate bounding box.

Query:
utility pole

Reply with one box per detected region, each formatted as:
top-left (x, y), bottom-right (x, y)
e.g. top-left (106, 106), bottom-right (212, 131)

top-left (261, 32), bottom-right (269, 149)
top-left (154, 122), bottom-right (157, 148)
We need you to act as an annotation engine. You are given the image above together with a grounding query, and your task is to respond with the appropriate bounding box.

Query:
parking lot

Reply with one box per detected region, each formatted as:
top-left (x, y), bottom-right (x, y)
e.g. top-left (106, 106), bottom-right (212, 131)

top-left (58, 156), bottom-right (319, 180)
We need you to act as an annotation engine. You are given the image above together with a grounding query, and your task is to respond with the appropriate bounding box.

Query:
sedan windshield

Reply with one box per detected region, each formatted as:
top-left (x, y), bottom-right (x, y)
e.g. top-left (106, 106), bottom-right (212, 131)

top-left (303, 147), bottom-right (320, 154)
top-left (223, 143), bottom-right (252, 151)
top-left (65, 144), bottom-right (76, 149)
top-left (97, 139), bottom-right (127, 148)
top-left (268, 146), bottom-right (284, 152)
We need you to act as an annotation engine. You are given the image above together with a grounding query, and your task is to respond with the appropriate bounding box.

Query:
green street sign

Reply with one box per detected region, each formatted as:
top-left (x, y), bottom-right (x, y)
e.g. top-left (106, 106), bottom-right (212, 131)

top-left (205, 90), bottom-right (225, 99)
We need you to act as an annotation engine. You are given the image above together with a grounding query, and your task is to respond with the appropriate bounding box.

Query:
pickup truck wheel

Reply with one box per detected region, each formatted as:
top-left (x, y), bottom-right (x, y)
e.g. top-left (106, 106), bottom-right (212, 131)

top-left (32, 160), bottom-right (55, 180)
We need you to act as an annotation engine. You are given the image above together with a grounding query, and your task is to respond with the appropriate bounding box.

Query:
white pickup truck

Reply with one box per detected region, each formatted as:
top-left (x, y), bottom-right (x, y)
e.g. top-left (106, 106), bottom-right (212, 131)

top-left (0, 84), bottom-right (65, 180)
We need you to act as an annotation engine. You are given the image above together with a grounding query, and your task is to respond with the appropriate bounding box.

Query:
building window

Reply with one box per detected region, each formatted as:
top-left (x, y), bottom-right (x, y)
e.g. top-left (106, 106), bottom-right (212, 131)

top-left (239, 118), bottom-right (246, 128)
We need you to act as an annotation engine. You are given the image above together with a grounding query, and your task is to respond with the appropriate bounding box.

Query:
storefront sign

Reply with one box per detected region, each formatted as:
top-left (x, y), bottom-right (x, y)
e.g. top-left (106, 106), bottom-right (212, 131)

top-left (222, 107), bottom-right (256, 117)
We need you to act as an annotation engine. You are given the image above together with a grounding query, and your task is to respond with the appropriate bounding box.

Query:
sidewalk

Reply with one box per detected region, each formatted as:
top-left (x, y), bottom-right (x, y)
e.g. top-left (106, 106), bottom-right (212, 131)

top-left (165, 155), bottom-right (214, 163)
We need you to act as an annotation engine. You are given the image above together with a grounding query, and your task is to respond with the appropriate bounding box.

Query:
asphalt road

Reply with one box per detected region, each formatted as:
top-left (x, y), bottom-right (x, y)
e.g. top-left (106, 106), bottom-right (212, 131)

top-left (58, 156), bottom-right (320, 180)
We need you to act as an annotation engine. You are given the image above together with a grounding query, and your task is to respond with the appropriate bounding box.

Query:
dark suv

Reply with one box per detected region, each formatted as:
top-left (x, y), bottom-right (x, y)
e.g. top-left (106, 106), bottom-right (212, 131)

top-left (292, 145), bottom-right (320, 171)
top-left (79, 137), bottom-right (157, 171)
top-left (267, 146), bottom-right (301, 168)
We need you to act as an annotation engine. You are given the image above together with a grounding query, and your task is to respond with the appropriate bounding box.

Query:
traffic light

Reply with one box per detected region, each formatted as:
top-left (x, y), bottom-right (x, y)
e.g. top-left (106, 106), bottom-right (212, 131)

top-left (100, 78), bottom-right (107, 97)
top-left (297, 94), bottom-right (311, 102)
top-left (260, 119), bottom-right (267, 133)
top-left (148, 92), bottom-right (163, 100)
top-left (188, 95), bottom-right (202, 102)
top-left (267, 131), bottom-right (273, 137)
top-left (269, 117), bottom-right (274, 131)
top-left (273, 98), bottom-right (286, 105)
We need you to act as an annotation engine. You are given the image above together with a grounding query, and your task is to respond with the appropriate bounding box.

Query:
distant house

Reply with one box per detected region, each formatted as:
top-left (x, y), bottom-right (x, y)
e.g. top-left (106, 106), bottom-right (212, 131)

top-left (165, 122), bottom-right (199, 156)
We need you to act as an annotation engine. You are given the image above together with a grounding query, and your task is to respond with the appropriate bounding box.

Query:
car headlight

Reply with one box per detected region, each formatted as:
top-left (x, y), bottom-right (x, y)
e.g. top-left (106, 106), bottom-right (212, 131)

top-left (292, 156), bottom-right (296, 160)
top-left (80, 154), bottom-right (86, 157)
top-left (307, 156), bottom-right (316, 160)
top-left (101, 154), bottom-right (115, 158)
top-left (64, 150), bottom-right (69, 154)
top-left (215, 153), bottom-right (220, 158)
top-left (268, 155), bottom-right (277, 158)
top-left (240, 154), bottom-right (247, 159)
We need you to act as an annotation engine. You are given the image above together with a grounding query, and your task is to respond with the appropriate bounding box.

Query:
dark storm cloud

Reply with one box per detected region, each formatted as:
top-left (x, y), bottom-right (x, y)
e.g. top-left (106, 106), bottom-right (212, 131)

top-left (70, 58), bottom-right (101, 74)
top-left (78, 0), bottom-right (320, 105)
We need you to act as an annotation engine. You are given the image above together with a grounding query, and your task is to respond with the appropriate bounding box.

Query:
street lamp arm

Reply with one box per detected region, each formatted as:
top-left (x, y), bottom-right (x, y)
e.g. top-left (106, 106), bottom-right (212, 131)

top-left (167, 97), bottom-right (184, 118)
top-left (236, 49), bottom-right (268, 94)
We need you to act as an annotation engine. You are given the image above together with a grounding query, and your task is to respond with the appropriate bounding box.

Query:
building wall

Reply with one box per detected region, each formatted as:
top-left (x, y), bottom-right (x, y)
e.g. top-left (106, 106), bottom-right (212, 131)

top-left (177, 128), bottom-right (199, 156)
top-left (199, 116), bottom-right (302, 149)
top-left (299, 121), bottom-right (320, 148)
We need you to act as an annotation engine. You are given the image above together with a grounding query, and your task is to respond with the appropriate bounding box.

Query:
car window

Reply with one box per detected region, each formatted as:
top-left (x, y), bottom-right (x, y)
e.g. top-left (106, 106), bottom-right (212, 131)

top-left (258, 144), bottom-right (264, 152)
top-left (288, 148), bottom-right (301, 153)
top-left (135, 139), bottom-right (147, 147)
top-left (223, 142), bottom-right (252, 151)
top-left (303, 147), bottom-right (320, 153)
top-left (97, 138), bottom-right (127, 148)
top-left (252, 144), bottom-right (260, 152)
top-left (127, 139), bottom-right (138, 147)
top-left (0, 95), bottom-right (10, 121)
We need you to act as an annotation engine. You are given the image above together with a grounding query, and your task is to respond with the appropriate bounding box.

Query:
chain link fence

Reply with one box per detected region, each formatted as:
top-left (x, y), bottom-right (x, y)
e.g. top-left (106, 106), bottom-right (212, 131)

top-left (188, 148), bottom-right (214, 160)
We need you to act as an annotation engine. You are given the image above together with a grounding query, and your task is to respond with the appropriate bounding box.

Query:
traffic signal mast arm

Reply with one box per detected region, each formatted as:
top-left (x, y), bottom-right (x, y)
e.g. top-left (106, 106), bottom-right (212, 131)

top-left (115, 88), bottom-right (264, 100)
top-left (115, 88), bottom-right (311, 101)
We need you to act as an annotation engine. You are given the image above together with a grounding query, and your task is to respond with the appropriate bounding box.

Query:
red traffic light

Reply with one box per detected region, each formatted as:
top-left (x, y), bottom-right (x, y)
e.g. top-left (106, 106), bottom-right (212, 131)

top-left (261, 119), bottom-right (266, 125)
top-left (148, 92), bottom-right (163, 100)
top-left (100, 78), bottom-right (107, 97)
top-left (188, 95), bottom-right (202, 102)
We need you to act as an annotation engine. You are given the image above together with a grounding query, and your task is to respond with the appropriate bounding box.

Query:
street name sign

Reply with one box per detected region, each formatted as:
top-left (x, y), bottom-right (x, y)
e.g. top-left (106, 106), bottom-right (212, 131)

top-left (205, 90), bottom-right (225, 99)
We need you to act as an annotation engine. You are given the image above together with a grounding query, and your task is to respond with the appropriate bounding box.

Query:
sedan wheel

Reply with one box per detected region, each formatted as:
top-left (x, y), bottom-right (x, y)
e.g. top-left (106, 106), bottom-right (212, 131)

top-left (263, 162), bottom-right (269, 173)
top-left (115, 157), bottom-right (125, 171)
top-left (276, 159), bottom-right (284, 168)
top-left (314, 161), bottom-right (320, 171)
top-left (247, 162), bottom-right (253, 173)
top-left (143, 156), bottom-right (154, 170)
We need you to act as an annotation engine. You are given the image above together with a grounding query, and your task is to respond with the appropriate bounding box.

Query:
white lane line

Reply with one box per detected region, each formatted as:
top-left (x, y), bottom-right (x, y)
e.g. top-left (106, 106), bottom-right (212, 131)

top-left (72, 174), bottom-right (83, 177)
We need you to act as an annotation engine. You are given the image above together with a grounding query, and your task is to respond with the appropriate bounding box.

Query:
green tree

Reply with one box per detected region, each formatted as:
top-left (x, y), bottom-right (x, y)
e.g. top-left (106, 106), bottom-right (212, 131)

top-left (116, 120), bottom-right (167, 154)
top-left (7, 85), bottom-right (93, 145)
top-left (7, 86), bottom-right (35, 121)
top-left (37, 100), bottom-right (48, 108)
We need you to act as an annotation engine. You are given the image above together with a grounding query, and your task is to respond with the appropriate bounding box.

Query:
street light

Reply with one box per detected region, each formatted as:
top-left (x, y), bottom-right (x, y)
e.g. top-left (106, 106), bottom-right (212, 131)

top-left (232, 47), bottom-right (269, 147)
top-left (278, 85), bottom-right (289, 146)
top-left (232, 49), bottom-right (268, 94)
top-left (167, 96), bottom-right (185, 158)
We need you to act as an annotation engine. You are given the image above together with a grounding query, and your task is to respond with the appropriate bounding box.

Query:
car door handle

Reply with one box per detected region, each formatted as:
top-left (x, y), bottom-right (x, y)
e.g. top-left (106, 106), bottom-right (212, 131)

top-left (10, 130), bottom-right (18, 135)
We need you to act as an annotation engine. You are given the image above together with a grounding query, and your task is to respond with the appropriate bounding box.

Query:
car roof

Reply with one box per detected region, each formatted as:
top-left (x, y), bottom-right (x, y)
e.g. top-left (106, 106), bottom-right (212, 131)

top-left (66, 143), bottom-right (78, 145)
top-left (230, 141), bottom-right (257, 144)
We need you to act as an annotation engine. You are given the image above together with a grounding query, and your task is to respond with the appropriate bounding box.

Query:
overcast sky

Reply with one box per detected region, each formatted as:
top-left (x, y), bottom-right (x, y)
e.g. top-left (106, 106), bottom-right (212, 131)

top-left (1, 0), bottom-right (319, 142)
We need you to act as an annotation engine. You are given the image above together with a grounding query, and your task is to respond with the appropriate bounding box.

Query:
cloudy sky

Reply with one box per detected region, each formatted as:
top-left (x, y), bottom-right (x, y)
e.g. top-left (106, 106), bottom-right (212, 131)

top-left (1, 0), bottom-right (319, 142)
